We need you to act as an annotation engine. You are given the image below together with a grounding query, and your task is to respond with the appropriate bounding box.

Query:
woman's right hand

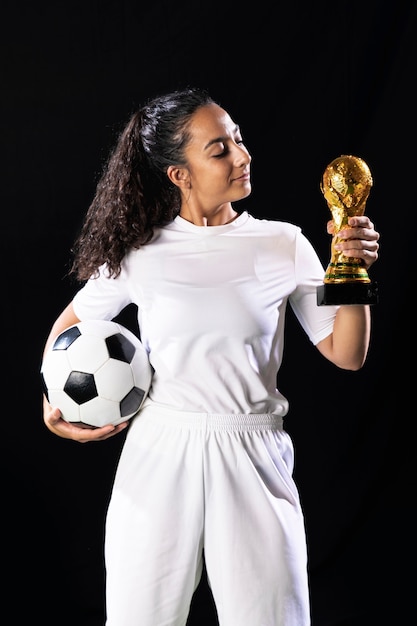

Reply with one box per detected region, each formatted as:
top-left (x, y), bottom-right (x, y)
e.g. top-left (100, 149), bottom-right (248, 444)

top-left (43, 395), bottom-right (129, 443)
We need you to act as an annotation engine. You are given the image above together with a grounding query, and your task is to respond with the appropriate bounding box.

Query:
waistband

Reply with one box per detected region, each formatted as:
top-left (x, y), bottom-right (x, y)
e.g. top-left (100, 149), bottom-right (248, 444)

top-left (138, 401), bottom-right (284, 432)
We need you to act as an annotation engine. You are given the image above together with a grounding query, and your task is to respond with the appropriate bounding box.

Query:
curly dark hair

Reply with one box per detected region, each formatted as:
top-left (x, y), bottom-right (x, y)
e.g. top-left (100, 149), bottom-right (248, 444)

top-left (70, 86), bottom-right (215, 281)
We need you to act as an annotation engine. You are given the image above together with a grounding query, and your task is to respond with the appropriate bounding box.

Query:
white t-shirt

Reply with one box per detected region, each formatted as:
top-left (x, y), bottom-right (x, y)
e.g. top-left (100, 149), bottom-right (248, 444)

top-left (73, 211), bottom-right (337, 415)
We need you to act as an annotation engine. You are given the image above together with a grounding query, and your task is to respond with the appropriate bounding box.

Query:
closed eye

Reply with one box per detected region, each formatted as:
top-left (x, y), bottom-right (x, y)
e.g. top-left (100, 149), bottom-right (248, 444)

top-left (213, 148), bottom-right (229, 158)
top-left (212, 138), bottom-right (245, 158)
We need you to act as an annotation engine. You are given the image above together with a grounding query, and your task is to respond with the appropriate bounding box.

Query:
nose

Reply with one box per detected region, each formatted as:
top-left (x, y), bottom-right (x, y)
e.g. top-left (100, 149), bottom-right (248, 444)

top-left (234, 144), bottom-right (251, 167)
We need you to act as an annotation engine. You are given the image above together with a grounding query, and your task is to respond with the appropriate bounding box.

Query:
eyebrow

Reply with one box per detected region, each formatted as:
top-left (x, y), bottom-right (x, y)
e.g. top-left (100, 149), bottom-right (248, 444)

top-left (203, 124), bottom-right (241, 150)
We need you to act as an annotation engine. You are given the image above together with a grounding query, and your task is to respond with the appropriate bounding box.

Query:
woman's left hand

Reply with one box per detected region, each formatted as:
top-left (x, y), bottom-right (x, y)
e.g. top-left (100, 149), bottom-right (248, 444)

top-left (327, 215), bottom-right (380, 269)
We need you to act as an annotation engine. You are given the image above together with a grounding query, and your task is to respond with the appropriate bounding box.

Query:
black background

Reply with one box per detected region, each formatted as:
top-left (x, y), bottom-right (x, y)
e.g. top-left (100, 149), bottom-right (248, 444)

top-left (3, 1), bottom-right (416, 624)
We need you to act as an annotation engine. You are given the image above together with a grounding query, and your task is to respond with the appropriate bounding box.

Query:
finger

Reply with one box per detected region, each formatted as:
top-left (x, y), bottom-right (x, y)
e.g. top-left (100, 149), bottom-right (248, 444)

top-left (335, 244), bottom-right (379, 268)
top-left (338, 226), bottom-right (379, 242)
top-left (348, 216), bottom-right (374, 229)
top-left (335, 238), bottom-right (379, 253)
top-left (73, 421), bottom-right (129, 443)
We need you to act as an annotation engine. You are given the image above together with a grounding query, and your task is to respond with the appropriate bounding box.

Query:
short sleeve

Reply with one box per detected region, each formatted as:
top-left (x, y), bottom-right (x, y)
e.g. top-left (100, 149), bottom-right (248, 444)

top-left (289, 230), bottom-right (339, 345)
top-left (73, 265), bottom-right (132, 322)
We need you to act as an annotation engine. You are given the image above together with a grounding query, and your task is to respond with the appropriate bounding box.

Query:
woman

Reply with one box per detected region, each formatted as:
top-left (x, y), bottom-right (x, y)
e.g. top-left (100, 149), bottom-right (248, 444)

top-left (42, 86), bottom-right (380, 625)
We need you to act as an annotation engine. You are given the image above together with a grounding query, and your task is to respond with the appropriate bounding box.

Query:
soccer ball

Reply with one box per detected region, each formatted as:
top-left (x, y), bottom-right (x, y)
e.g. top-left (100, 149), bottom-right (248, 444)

top-left (41, 320), bottom-right (153, 428)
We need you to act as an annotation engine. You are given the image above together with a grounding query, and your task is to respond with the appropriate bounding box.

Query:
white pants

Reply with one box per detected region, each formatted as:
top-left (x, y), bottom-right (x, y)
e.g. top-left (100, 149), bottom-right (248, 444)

top-left (105, 402), bottom-right (311, 626)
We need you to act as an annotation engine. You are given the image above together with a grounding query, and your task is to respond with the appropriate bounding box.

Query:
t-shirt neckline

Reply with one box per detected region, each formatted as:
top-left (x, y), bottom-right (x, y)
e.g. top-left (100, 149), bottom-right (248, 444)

top-left (173, 211), bottom-right (249, 234)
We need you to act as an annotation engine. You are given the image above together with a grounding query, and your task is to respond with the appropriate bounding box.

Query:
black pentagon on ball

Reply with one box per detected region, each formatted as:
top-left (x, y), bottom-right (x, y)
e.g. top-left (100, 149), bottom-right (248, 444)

top-left (120, 387), bottom-right (146, 417)
top-left (106, 333), bottom-right (136, 363)
top-left (53, 325), bottom-right (82, 350)
top-left (64, 370), bottom-right (98, 404)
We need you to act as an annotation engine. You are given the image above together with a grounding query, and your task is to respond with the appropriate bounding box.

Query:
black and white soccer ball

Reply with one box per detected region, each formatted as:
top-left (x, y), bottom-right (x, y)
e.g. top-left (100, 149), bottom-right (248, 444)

top-left (41, 320), bottom-right (153, 428)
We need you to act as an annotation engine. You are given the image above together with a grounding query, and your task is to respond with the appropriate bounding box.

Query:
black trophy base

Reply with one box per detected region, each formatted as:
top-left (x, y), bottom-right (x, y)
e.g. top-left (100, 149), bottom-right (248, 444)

top-left (317, 281), bottom-right (378, 306)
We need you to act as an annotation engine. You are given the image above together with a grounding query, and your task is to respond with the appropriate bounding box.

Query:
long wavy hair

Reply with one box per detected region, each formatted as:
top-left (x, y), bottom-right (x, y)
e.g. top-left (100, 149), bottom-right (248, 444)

top-left (70, 87), bottom-right (215, 281)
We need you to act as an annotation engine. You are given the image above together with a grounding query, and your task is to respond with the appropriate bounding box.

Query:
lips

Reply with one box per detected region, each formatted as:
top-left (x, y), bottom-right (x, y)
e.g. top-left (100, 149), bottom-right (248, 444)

top-left (233, 171), bottom-right (250, 181)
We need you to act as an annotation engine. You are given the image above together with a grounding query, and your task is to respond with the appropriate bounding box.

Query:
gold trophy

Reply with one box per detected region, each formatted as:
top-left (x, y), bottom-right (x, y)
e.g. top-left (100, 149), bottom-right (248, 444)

top-left (316, 154), bottom-right (378, 305)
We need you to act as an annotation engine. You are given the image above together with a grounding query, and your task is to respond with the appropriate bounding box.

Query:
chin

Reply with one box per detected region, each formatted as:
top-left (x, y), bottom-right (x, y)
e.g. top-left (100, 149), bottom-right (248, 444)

top-left (239, 186), bottom-right (252, 200)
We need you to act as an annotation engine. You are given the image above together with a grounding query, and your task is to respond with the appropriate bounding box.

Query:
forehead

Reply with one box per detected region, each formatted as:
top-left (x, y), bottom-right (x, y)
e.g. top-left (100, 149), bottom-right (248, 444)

top-left (187, 103), bottom-right (238, 145)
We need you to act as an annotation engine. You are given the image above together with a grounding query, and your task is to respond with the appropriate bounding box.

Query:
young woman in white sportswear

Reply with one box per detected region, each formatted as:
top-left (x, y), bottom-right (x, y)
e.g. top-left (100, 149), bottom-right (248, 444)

top-left (42, 87), bottom-right (380, 626)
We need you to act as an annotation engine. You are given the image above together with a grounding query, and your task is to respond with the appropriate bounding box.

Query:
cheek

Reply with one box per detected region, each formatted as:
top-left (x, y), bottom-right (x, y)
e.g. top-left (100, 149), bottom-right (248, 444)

top-left (193, 165), bottom-right (228, 190)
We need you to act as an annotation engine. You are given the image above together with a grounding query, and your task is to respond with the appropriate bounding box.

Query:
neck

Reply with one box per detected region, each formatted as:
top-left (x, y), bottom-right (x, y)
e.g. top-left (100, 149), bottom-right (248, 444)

top-left (179, 204), bottom-right (238, 226)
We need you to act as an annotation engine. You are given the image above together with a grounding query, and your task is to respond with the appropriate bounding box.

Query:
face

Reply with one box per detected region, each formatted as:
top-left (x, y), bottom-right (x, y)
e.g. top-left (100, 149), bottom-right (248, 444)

top-left (173, 103), bottom-right (252, 211)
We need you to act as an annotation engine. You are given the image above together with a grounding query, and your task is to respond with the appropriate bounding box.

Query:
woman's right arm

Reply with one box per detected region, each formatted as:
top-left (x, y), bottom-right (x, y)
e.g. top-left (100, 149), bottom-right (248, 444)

top-left (42, 302), bottom-right (129, 442)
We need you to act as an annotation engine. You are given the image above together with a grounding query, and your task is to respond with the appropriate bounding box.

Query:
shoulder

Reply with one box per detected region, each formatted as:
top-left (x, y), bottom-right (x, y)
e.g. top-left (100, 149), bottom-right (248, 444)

top-left (245, 213), bottom-right (301, 239)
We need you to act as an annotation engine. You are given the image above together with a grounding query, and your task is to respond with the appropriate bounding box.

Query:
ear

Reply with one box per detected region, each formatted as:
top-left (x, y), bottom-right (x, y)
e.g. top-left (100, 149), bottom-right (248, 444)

top-left (167, 165), bottom-right (190, 189)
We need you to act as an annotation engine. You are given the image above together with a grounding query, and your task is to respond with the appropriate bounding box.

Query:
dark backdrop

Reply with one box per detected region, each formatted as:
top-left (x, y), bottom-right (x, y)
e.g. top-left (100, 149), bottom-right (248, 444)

top-left (3, 1), bottom-right (415, 624)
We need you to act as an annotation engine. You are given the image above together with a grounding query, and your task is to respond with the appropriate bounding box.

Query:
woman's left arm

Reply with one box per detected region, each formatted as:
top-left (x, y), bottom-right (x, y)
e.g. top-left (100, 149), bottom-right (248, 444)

top-left (316, 215), bottom-right (380, 370)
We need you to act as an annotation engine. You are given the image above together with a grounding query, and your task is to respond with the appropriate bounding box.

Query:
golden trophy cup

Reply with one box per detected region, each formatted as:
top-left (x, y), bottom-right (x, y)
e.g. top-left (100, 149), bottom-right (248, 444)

top-left (316, 154), bottom-right (379, 305)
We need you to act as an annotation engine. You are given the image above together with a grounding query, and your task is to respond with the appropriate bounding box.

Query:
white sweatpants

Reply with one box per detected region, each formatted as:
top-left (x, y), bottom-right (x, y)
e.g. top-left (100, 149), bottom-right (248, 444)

top-left (104, 402), bottom-right (311, 626)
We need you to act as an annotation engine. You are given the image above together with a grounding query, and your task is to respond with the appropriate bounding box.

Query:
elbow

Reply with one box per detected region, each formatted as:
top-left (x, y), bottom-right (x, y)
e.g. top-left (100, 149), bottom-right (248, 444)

top-left (338, 354), bottom-right (367, 371)
top-left (317, 334), bottom-right (370, 371)
top-left (345, 363), bottom-right (364, 372)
